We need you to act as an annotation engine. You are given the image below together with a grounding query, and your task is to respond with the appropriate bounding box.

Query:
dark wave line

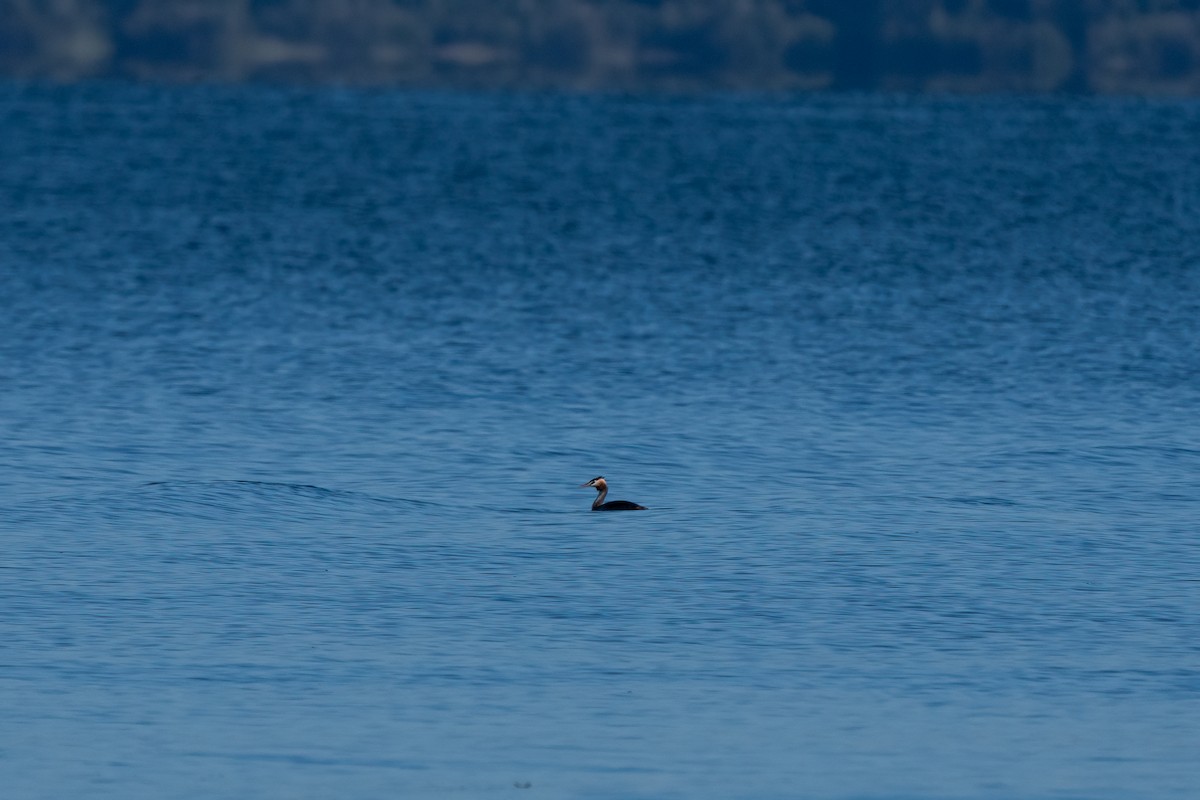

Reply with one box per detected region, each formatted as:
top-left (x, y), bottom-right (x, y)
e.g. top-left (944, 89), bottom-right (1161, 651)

top-left (140, 479), bottom-right (450, 510)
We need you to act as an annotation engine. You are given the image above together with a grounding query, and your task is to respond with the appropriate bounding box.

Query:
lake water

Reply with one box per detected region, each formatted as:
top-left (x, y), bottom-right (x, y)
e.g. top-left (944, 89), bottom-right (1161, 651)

top-left (1, 84), bottom-right (1198, 799)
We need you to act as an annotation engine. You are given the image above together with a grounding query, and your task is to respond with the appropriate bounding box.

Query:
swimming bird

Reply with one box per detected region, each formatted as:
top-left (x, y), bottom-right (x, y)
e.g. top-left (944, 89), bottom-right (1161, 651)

top-left (580, 476), bottom-right (647, 511)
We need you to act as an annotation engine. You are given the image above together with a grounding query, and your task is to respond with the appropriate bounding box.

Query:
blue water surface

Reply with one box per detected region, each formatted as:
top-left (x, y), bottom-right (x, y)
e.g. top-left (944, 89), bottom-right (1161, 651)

top-left (1, 84), bottom-right (1199, 799)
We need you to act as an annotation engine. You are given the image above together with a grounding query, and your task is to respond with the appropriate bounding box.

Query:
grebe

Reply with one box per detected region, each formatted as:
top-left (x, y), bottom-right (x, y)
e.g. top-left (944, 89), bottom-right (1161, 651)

top-left (580, 476), bottom-right (647, 511)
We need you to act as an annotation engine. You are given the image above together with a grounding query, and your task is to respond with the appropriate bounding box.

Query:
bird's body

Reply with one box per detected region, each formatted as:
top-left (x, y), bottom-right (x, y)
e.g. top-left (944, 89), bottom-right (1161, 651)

top-left (581, 476), bottom-right (647, 511)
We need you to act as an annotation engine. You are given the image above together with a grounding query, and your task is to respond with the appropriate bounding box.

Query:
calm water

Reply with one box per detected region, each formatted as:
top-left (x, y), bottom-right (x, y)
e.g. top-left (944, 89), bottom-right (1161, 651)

top-left (1, 84), bottom-right (1199, 799)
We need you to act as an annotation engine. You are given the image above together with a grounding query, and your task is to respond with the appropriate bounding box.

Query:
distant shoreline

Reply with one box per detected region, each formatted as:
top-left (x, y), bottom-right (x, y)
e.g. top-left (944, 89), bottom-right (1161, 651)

top-left (3, 1), bottom-right (1200, 94)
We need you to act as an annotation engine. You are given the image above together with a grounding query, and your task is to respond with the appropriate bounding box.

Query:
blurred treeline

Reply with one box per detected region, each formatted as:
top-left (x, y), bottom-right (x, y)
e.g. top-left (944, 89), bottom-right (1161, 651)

top-left (3, 0), bottom-right (1200, 92)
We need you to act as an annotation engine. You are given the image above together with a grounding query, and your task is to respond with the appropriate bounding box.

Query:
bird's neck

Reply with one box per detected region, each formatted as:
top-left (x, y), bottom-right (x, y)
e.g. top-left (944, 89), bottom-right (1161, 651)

top-left (591, 485), bottom-right (608, 510)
